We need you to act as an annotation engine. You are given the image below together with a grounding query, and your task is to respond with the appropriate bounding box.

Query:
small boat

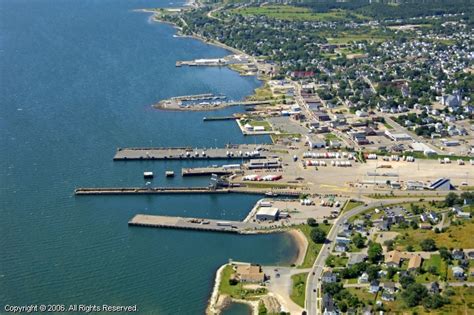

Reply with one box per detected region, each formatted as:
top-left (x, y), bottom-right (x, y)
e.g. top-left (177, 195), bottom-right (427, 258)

top-left (265, 192), bottom-right (278, 197)
top-left (165, 171), bottom-right (175, 177)
top-left (143, 171), bottom-right (154, 179)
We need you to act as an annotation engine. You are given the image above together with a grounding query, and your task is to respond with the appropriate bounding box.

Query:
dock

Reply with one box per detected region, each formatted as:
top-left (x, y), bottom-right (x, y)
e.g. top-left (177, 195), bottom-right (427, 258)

top-left (203, 116), bottom-right (238, 121)
top-left (128, 214), bottom-right (259, 234)
top-left (182, 166), bottom-right (241, 176)
top-left (113, 145), bottom-right (267, 161)
top-left (74, 186), bottom-right (302, 196)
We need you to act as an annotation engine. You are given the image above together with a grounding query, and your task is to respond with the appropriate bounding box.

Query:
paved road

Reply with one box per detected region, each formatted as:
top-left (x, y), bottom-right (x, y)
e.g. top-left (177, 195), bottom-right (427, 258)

top-left (304, 197), bottom-right (444, 315)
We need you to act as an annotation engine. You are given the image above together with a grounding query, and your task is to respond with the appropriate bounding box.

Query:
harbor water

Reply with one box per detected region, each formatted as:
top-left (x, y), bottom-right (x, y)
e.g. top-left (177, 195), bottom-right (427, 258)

top-left (0, 0), bottom-right (298, 313)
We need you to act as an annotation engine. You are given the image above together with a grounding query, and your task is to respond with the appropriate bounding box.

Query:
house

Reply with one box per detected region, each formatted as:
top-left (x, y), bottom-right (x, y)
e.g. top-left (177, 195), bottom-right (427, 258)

top-left (369, 280), bottom-right (380, 293)
top-left (452, 266), bottom-right (465, 279)
top-left (452, 249), bottom-right (465, 260)
top-left (358, 272), bottom-right (369, 284)
top-left (383, 282), bottom-right (396, 294)
top-left (235, 264), bottom-right (265, 283)
top-left (322, 270), bottom-right (337, 283)
top-left (419, 223), bottom-right (432, 230)
top-left (335, 236), bottom-right (351, 244)
top-left (348, 253), bottom-right (367, 266)
top-left (441, 91), bottom-right (462, 107)
top-left (408, 255), bottom-right (423, 272)
top-left (322, 293), bottom-right (337, 315)
top-left (385, 250), bottom-right (402, 268)
top-left (467, 251), bottom-right (474, 260)
top-left (335, 243), bottom-right (348, 252)
top-left (381, 291), bottom-right (395, 301)
top-left (428, 211), bottom-right (439, 222)
top-left (429, 282), bottom-right (440, 294)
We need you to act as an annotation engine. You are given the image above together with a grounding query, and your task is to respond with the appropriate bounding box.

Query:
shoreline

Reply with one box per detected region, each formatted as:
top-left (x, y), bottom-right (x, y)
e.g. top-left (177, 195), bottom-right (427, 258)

top-left (287, 228), bottom-right (308, 267)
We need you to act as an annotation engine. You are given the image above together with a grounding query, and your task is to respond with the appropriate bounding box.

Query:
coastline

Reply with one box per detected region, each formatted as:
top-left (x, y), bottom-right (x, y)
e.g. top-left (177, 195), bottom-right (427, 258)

top-left (287, 228), bottom-right (308, 267)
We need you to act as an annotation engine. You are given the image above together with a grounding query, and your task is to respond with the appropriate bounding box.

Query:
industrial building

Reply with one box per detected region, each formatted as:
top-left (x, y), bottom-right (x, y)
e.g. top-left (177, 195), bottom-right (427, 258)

top-left (255, 207), bottom-right (280, 221)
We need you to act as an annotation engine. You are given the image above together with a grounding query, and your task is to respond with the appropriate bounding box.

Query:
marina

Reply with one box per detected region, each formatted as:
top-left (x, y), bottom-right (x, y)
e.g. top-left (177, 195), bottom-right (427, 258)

top-left (128, 214), bottom-right (259, 234)
top-left (113, 145), bottom-right (268, 161)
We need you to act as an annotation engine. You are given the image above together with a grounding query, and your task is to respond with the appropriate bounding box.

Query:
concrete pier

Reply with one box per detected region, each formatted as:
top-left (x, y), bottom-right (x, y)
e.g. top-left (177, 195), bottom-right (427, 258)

top-left (128, 214), bottom-right (259, 234)
top-left (74, 186), bottom-right (302, 196)
top-left (113, 145), bottom-right (267, 161)
top-left (182, 166), bottom-right (241, 176)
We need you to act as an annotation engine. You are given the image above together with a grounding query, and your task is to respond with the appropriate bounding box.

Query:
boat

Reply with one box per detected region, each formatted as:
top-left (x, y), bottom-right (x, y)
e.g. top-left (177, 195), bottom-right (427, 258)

top-left (143, 171), bottom-right (154, 179)
top-left (265, 192), bottom-right (278, 197)
top-left (165, 171), bottom-right (175, 177)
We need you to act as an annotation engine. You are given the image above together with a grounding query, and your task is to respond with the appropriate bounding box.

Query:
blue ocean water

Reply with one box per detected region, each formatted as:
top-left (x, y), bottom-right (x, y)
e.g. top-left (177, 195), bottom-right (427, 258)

top-left (0, 0), bottom-right (297, 313)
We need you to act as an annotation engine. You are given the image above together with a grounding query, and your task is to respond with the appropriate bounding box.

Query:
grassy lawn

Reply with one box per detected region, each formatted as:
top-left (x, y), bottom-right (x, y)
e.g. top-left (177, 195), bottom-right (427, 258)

top-left (242, 119), bottom-right (272, 131)
top-left (232, 5), bottom-right (368, 22)
top-left (247, 83), bottom-right (274, 101)
top-left (270, 133), bottom-right (301, 143)
top-left (415, 254), bottom-right (447, 283)
top-left (324, 132), bottom-right (341, 141)
top-left (346, 287), bottom-right (377, 303)
top-left (383, 122), bottom-right (394, 130)
top-left (394, 220), bottom-right (474, 251)
top-left (290, 272), bottom-right (308, 307)
top-left (326, 254), bottom-right (348, 268)
top-left (218, 265), bottom-right (267, 299)
top-left (383, 286), bottom-right (474, 314)
top-left (296, 224), bottom-right (332, 268)
top-left (343, 200), bottom-right (364, 213)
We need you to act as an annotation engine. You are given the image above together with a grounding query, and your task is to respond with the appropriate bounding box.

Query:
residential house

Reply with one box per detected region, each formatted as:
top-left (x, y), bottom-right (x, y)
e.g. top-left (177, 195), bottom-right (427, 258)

top-left (383, 282), bottom-right (396, 294)
top-left (348, 253), bottom-right (367, 266)
top-left (452, 266), bottom-right (465, 279)
top-left (322, 293), bottom-right (337, 315)
top-left (452, 250), bottom-right (465, 260)
top-left (369, 280), bottom-right (380, 293)
top-left (235, 264), bottom-right (265, 283)
top-left (321, 270), bottom-right (337, 283)
top-left (358, 272), bottom-right (369, 284)
top-left (385, 250), bottom-right (402, 268)
top-left (408, 255), bottom-right (423, 272)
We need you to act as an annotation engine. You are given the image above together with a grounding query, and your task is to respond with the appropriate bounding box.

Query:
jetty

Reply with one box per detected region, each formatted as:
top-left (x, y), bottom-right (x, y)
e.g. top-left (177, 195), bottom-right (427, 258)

top-left (113, 145), bottom-right (267, 161)
top-left (128, 214), bottom-right (259, 234)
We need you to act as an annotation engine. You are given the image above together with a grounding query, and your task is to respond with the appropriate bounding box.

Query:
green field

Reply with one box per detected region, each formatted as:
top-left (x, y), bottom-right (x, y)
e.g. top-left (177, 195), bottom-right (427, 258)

top-left (296, 223), bottom-right (332, 268)
top-left (342, 200), bottom-right (364, 213)
top-left (415, 254), bottom-right (447, 283)
top-left (232, 5), bottom-right (368, 22)
top-left (394, 220), bottom-right (474, 251)
top-left (290, 272), bottom-right (308, 307)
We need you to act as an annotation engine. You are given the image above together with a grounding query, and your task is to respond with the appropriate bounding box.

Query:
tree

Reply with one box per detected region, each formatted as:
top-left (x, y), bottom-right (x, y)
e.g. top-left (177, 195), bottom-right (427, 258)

top-left (322, 282), bottom-right (343, 296)
top-left (310, 227), bottom-right (327, 244)
top-left (367, 242), bottom-right (383, 264)
top-left (307, 218), bottom-right (318, 227)
top-left (400, 274), bottom-right (415, 289)
top-left (401, 283), bottom-right (428, 307)
top-left (387, 267), bottom-right (397, 280)
top-left (439, 247), bottom-right (452, 262)
top-left (420, 238), bottom-right (437, 251)
top-left (352, 233), bottom-right (366, 249)
top-left (445, 192), bottom-right (459, 207)
top-left (423, 293), bottom-right (449, 309)
top-left (338, 301), bottom-right (348, 313)
top-left (366, 265), bottom-right (380, 281)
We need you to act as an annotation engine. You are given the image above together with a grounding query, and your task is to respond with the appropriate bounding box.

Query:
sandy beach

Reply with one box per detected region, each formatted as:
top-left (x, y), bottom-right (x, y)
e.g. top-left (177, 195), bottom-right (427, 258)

top-left (287, 229), bottom-right (308, 266)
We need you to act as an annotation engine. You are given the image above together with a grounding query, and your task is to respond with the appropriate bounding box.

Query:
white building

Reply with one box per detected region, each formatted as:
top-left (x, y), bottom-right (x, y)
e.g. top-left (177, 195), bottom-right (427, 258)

top-left (256, 207), bottom-right (279, 221)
